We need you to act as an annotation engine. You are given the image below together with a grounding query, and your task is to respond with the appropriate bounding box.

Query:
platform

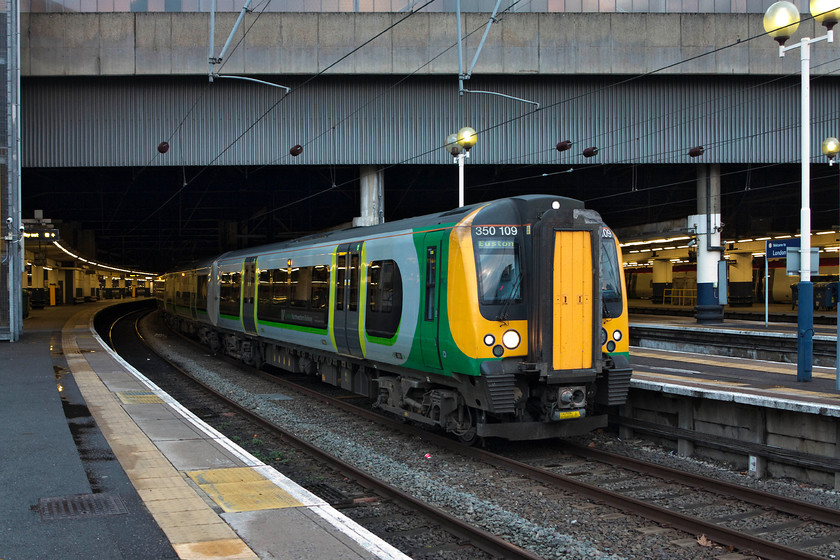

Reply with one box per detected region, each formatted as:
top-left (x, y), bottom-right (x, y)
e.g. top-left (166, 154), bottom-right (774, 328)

top-left (624, 299), bottom-right (840, 488)
top-left (630, 297), bottom-right (840, 324)
top-left (1, 300), bottom-right (410, 560)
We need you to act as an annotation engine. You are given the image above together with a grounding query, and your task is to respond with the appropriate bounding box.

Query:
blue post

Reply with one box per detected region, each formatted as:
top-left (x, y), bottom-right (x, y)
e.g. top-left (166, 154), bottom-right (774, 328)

top-left (695, 282), bottom-right (722, 324)
top-left (797, 280), bottom-right (813, 382)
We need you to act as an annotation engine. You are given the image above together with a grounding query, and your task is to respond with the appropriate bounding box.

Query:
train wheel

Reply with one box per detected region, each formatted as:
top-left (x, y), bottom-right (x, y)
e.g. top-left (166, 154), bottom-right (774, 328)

top-left (451, 407), bottom-right (479, 446)
top-left (208, 332), bottom-right (221, 354)
top-left (455, 425), bottom-right (479, 446)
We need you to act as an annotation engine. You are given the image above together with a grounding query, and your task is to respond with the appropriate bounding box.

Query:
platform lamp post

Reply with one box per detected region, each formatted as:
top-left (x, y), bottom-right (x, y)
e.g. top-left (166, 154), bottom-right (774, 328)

top-left (822, 136), bottom-right (840, 390)
top-left (445, 127), bottom-right (477, 207)
top-left (764, 0), bottom-right (840, 382)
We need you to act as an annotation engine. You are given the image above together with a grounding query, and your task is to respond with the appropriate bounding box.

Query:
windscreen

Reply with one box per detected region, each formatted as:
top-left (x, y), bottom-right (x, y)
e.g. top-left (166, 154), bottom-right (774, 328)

top-left (476, 240), bottom-right (522, 305)
top-left (600, 231), bottom-right (624, 318)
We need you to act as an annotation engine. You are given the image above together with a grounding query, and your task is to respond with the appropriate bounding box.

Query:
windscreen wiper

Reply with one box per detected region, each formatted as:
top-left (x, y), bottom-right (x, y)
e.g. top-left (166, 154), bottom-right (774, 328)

top-left (496, 272), bottom-right (524, 323)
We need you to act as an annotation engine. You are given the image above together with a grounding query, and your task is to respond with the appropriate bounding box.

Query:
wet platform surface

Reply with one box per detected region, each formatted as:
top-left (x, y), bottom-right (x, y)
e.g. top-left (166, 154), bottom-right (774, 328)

top-left (2, 300), bottom-right (409, 560)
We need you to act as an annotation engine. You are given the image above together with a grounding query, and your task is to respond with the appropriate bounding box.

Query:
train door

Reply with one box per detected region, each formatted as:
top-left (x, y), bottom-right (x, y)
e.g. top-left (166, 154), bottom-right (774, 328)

top-left (189, 272), bottom-right (197, 320)
top-left (333, 243), bottom-right (363, 357)
top-left (242, 257), bottom-right (258, 335)
top-left (208, 262), bottom-right (220, 326)
top-left (420, 232), bottom-right (444, 369)
top-left (552, 230), bottom-right (593, 371)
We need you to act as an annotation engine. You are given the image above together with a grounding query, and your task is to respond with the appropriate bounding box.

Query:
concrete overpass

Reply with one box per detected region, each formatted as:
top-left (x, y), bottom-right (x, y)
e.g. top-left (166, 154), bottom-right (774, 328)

top-left (24, 12), bottom-right (827, 77)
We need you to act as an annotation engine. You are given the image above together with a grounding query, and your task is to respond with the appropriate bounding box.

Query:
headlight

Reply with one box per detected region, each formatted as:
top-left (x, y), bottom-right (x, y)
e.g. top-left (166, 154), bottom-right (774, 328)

top-left (600, 328), bottom-right (608, 345)
top-left (612, 330), bottom-right (623, 341)
top-left (607, 341), bottom-right (616, 352)
top-left (502, 330), bottom-right (521, 350)
top-left (483, 334), bottom-right (495, 346)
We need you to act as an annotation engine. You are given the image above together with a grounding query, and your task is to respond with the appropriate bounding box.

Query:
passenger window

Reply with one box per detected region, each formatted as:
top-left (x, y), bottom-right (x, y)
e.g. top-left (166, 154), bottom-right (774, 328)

top-left (348, 254), bottom-right (359, 312)
top-left (311, 265), bottom-right (329, 310)
top-left (196, 274), bottom-right (209, 311)
top-left (336, 254), bottom-right (346, 311)
top-left (256, 265), bottom-right (329, 329)
top-left (272, 268), bottom-right (289, 306)
top-left (219, 271), bottom-right (241, 318)
top-left (366, 260), bottom-right (402, 339)
top-left (289, 267), bottom-right (309, 308)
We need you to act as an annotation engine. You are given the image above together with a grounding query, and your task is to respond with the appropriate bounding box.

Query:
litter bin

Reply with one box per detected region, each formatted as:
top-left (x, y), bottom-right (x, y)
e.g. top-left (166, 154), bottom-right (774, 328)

top-left (814, 282), bottom-right (837, 310)
top-left (29, 288), bottom-right (47, 309)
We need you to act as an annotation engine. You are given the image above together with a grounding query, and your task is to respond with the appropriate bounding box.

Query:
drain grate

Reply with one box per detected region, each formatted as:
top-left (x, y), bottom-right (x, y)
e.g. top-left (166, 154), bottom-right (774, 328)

top-left (38, 492), bottom-right (128, 520)
top-left (305, 483), bottom-right (353, 506)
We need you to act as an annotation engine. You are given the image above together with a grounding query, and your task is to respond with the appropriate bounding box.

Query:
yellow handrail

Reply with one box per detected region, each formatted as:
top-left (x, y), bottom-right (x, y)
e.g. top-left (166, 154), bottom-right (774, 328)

top-left (662, 288), bottom-right (697, 306)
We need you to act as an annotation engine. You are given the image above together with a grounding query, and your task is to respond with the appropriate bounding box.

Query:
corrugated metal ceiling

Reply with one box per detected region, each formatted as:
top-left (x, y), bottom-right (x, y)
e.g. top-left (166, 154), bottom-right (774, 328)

top-left (23, 73), bottom-right (840, 169)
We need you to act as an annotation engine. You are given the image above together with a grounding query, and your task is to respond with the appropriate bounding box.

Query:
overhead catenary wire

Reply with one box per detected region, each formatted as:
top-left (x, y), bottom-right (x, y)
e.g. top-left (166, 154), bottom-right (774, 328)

top-left (251, 0), bottom-right (530, 173)
top-left (332, 24), bottom-right (840, 210)
top-left (454, 49), bottom-right (840, 173)
top-left (137, 0), bottom-right (534, 227)
top-left (134, 7), bottom-right (840, 236)
top-left (126, 0), bottom-right (438, 235)
top-left (240, 30), bottom-right (838, 222)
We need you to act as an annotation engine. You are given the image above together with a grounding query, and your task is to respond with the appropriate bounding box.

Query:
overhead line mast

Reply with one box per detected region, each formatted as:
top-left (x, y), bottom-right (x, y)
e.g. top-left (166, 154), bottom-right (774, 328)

top-left (207, 0), bottom-right (290, 91)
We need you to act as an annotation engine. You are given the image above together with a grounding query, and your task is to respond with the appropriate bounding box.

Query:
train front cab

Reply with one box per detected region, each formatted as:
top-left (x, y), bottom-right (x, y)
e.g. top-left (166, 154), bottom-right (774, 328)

top-left (471, 202), bottom-right (631, 440)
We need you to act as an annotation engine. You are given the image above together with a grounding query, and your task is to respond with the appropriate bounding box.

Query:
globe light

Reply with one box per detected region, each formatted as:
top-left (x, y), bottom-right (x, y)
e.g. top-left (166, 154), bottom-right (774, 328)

top-left (822, 137), bottom-right (840, 160)
top-left (763, 1), bottom-right (801, 45)
top-left (811, 0), bottom-right (840, 30)
top-left (457, 127), bottom-right (477, 151)
top-left (444, 133), bottom-right (462, 156)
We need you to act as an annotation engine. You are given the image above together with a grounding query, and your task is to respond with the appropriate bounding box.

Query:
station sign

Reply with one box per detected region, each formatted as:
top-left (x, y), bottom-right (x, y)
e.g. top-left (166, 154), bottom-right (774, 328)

top-left (766, 239), bottom-right (818, 275)
top-left (765, 239), bottom-right (799, 259)
top-left (22, 229), bottom-right (59, 240)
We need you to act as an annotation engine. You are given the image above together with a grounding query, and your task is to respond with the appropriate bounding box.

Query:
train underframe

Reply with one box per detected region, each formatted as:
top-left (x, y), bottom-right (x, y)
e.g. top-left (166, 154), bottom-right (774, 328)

top-left (166, 313), bottom-right (630, 442)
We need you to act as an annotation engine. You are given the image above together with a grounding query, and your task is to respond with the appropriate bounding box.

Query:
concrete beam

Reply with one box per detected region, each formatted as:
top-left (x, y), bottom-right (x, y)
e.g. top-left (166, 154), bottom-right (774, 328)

top-left (21, 12), bottom-right (840, 78)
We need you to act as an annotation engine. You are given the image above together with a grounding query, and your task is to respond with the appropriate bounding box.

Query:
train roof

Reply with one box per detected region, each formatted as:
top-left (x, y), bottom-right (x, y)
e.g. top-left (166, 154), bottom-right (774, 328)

top-left (164, 194), bottom-right (584, 272)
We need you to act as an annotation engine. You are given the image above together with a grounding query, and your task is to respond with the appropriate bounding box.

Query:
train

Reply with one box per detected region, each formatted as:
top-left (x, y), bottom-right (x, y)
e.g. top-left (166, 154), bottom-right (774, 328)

top-left (157, 195), bottom-right (632, 442)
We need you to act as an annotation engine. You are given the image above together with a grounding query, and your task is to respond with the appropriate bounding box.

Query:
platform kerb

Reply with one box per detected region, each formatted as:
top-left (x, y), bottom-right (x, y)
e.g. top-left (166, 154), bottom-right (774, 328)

top-left (619, 382), bottom-right (840, 489)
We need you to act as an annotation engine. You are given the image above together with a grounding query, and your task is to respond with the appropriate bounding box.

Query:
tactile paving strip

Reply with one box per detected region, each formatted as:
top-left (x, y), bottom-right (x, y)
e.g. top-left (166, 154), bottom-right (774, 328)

top-left (187, 467), bottom-right (305, 512)
top-left (116, 390), bottom-right (165, 404)
top-left (38, 492), bottom-right (128, 520)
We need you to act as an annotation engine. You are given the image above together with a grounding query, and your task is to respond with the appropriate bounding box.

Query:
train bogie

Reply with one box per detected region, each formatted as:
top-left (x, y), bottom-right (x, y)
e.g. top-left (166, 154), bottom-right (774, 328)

top-left (158, 195), bottom-right (632, 442)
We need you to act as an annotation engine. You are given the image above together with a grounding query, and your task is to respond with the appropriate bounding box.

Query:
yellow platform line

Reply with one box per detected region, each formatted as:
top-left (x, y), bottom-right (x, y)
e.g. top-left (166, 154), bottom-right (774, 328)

top-left (633, 371), bottom-right (750, 388)
top-left (61, 309), bottom-right (258, 560)
top-left (116, 390), bottom-right (166, 404)
top-left (763, 386), bottom-right (840, 400)
top-left (633, 370), bottom-right (840, 401)
top-left (632, 348), bottom-right (838, 381)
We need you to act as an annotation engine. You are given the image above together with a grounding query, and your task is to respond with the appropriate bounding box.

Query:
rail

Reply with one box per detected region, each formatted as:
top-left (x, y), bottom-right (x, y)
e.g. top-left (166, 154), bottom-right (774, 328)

top-left (130, 309), bottom-right (544, 560)
top-left (242, 361), bottom-right (834, 560)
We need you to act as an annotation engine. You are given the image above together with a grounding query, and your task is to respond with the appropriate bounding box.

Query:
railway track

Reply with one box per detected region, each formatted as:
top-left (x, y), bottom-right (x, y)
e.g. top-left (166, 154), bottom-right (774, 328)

top-left (99, 303), bottom-right (543, 560)
top-left (252, 369), bottom-right (840, 560)
top-left (109, 302), bottom-right (840, 559)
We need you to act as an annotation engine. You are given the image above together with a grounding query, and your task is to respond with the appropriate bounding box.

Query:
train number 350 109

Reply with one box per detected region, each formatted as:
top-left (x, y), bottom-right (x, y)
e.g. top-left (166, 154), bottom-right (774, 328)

top-left (474, 226), bottom-right (518, 236)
